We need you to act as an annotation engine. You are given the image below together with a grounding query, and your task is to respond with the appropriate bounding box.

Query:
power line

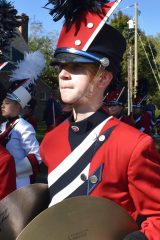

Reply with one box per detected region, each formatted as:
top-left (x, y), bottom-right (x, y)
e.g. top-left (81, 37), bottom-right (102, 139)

top-left (147, 37), bottom-right (160, 80)
top-left (138, 32), bottom-right (160, 90)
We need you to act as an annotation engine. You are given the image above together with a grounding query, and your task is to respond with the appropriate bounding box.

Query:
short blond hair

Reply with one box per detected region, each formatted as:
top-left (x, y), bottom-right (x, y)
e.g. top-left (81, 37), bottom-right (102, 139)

top-left (86, 63), bottom-right (99, 79)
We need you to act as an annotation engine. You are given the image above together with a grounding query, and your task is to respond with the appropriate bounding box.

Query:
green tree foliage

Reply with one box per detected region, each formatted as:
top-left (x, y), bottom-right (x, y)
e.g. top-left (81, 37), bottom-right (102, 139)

top-left (151, 90), bottom-right (160, 110)
top-left (149, 34), bottom-right (160, 75)
top-left (147, 34), bottom-right (160, 109)
top-left (110, 11), bottom-right (159, 94)
top-left (0, 0), bottom-right (21, 59)
top-left (28, 20), bottom-right (59, 89)
top-left (28, 35), bottom-right (59, 89)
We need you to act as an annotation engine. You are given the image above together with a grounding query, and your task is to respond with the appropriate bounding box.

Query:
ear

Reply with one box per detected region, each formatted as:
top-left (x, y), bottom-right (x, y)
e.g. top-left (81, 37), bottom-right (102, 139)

top-left (97, 71), bottom-right (113, 89)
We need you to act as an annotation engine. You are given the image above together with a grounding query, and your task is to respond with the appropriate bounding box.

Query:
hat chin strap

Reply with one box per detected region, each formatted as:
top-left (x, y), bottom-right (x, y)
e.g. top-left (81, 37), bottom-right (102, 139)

top-left (74, 64), bottom-right (107, 108)
top-left (93, 64), bottom-right (106, 83)
top-left (78, 64), bottom-right (105, 103)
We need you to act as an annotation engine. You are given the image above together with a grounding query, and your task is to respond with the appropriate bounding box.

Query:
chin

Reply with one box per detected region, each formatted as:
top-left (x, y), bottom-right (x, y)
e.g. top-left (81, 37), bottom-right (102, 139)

top-left (61, 96), bottom-right (74, 104)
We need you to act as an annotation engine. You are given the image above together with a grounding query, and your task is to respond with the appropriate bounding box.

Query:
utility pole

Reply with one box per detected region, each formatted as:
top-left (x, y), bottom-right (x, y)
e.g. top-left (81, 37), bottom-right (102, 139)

top-left (128, 46), bottom-right (133, 116)
top-left (134, 2), bottom-right (138, 97)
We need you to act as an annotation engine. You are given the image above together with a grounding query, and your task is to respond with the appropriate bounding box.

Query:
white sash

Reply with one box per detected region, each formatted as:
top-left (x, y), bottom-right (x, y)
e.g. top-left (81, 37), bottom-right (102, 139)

top-left (48, 116), bottom-right (112, 207)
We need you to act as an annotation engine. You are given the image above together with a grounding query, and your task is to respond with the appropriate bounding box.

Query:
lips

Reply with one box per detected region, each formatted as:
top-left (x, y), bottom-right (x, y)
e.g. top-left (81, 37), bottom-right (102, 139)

top-left (61, 85), bottom-right (73, 89)
top-left (60, 87), bottom-right (74, 92)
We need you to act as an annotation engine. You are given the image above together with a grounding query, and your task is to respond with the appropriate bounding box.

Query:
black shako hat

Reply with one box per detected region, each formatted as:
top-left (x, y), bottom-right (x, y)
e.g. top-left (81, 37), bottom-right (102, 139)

top-left (104, 87), bottom-right (126, 106)
top-left (47, 0), bottom-right (126, 74)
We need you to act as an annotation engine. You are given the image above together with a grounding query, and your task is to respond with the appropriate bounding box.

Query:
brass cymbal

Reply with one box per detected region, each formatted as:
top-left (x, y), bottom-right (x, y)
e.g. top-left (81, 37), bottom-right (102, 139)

top-left (17, 196), bottom-right (138, 240)
top-left (0, 183), bottom-right (49, 240)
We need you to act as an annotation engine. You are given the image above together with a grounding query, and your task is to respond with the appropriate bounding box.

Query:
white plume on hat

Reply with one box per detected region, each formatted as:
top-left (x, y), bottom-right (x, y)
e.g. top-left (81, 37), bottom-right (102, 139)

top-left (9, 51), bottom-right (45, 83)
top-left (7, 51), bottom-right (45, 109)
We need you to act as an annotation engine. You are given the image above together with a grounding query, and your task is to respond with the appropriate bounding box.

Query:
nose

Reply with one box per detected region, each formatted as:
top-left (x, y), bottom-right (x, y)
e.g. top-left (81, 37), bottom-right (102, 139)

top-left (59, 68), bottom-right (71, 80)
top-left (1, 101), bottom-right (5, 109)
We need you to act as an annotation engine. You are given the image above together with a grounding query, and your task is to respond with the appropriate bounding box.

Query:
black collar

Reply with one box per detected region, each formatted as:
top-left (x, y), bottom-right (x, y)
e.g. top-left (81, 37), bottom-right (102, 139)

top-left (69, 108), bottom-right (109, 135)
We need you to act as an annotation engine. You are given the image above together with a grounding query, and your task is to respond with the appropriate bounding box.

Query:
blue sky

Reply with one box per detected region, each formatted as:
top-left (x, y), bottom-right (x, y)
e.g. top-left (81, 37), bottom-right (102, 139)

top-left (13, 0), bottom-right (160, 36)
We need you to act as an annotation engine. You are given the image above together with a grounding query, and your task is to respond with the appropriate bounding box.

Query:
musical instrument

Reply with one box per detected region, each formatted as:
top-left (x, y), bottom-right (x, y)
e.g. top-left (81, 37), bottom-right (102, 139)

top-left (17, 196), bottom-right (138, 240)
top-left (0, 183), bottom-right (49, 240)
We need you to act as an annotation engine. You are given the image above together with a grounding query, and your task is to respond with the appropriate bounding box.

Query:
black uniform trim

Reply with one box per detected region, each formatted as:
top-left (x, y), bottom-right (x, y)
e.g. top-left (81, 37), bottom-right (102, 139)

top-left (69, 107), bottom-right (109, 150)
top-left (49, 125), bottom-right (117, 200)
top-left (67, 181), bottom-right (88, 198)
top-left (87, 163), bottom-right (104, 194)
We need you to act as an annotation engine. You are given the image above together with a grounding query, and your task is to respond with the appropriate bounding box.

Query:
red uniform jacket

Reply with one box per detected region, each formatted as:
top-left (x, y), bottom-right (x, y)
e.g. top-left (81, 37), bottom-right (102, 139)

top-left (134, 111), bottom-right (151, 134)
top-left (0, 145), bottom-right (16, 200)
top-left (40, 117), bottom-right (160, 240)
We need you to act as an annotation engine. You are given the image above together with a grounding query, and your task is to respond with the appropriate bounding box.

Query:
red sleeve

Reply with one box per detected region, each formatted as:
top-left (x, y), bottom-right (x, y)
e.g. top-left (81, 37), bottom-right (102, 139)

top-left (0, 145), bottom-right (16, 200)
top-left (27, 153), bottom-right (40, 183)
top-left (128, 136), bottom-right (160, 239)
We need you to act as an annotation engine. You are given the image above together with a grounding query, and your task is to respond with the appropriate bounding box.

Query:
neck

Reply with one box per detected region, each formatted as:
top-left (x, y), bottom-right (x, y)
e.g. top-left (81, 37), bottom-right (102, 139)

top-left (73, 102), bottom-right (102, 122)
top-left (69, 83), bottom-right (105, 122)
top-left (7, 116), bottom-right (19, 121)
